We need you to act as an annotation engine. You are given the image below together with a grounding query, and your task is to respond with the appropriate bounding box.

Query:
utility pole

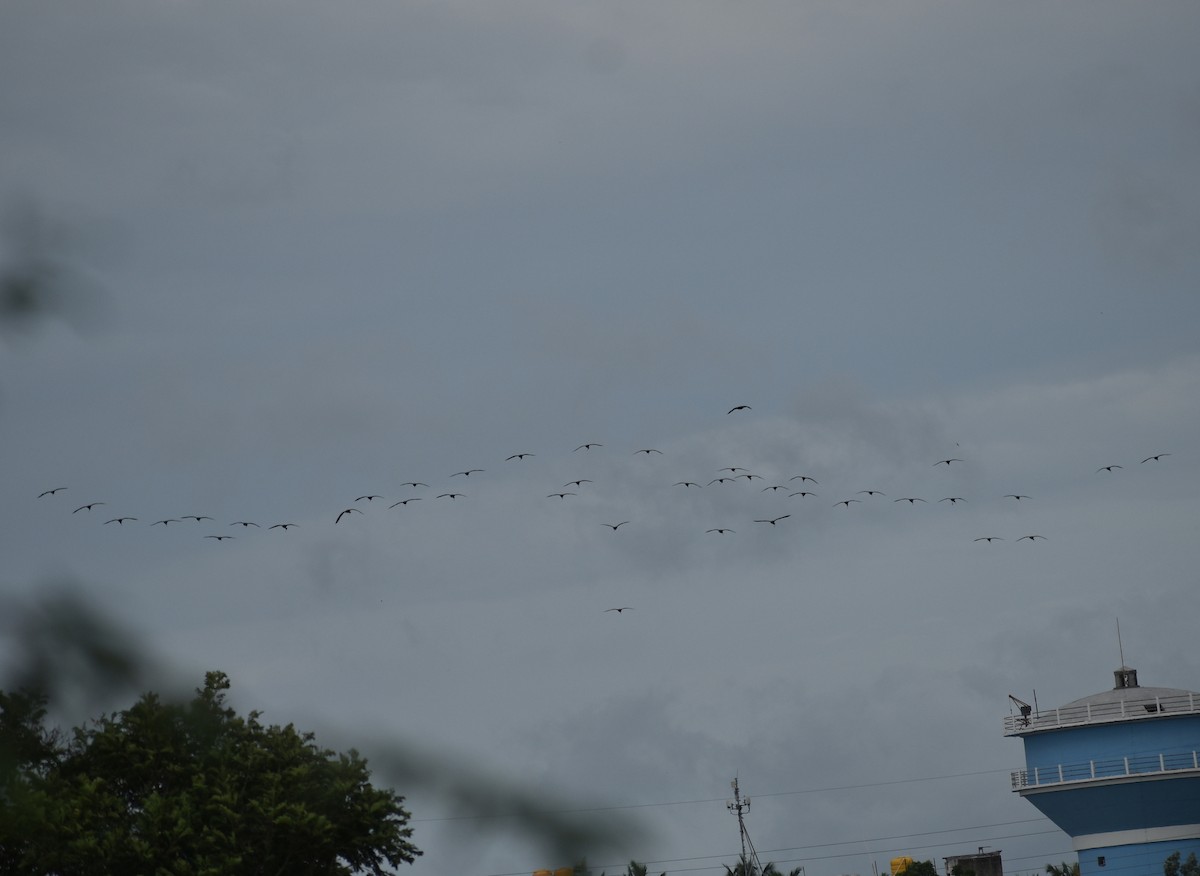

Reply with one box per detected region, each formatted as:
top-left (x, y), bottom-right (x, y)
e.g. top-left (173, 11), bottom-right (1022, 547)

top-left (727, 777), bottom-right (763, 874)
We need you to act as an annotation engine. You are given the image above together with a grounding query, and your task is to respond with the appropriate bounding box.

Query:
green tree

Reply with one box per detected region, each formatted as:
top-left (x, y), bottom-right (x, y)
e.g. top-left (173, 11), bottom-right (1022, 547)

top-left (1045, 862), bottom-right (1079, 876)
top-left (894, 861), bottom-right (938, 876)
top-left (723, 854), bottom-right (803, 876)
top-left (1165, 852), bottom-right (1200, 876)
top-left (0, 670), bottom-right (420, 875)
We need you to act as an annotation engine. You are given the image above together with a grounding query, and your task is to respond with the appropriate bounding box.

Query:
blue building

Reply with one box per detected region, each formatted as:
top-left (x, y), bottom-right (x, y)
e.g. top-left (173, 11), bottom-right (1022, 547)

top-left (1006, 667), bottom-right (1200, 876)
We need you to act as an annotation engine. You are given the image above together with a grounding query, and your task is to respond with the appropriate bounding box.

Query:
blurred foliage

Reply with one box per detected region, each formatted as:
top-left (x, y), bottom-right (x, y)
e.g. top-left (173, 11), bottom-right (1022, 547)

top-left (0, 198), bottom-right (105, 335)
top-left (1165, 852), bottom-right (1200, 876)
top-left (0, 592), bottom-right (643, 872)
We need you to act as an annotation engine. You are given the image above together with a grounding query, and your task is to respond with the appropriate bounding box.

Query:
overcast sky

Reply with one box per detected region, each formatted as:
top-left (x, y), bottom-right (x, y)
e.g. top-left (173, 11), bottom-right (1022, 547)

top-left (3, 2), bottom-right (1200, 875)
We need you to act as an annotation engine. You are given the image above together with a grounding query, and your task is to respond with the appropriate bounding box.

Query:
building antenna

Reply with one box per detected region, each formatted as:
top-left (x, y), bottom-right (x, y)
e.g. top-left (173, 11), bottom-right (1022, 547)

top-left (1117, 617), bottom-right (1125, 668)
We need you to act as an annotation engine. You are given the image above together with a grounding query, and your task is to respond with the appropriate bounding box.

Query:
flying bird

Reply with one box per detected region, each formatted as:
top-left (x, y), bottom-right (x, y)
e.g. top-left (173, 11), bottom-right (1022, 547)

top-left (789, 475), bottom-right (818, 484)
top-left (1017, 534), bottom-right (1047, 541)
top-left (893, 497), bottom-right (926, 504)
top-left (605, 607), bottom-right (634, 613)
top-left (73, 502), bottom-right (105, 513)
top-left (152, 519), bottom-right (181, 526)
top-left (708, 477), bottom-right (735, 485)
top-left (789, 491), bottom-right (817, 498)
top-left (355, 495), bottom-right (383, 502)
top-left (602, 521), bottom-right (629, 530)
top-left (269, 523), bottom-right (298, 530)
top-left (673, 481), bottom-right (701, 488)
top-left (205, 534), bottom-right (234, 541)
top-left (727, 405), bottom-right (751, 414)
top-left (706, 528), bottom-right (735, 534)
top-left (436, 493), bottom-right (465, 500)
top-left (1096, 465), bottom-right (1122, 473)
top-left (38, 488), bottom-right (67, 498)
top-left (230, 521), bottom-right (260, 528)
top-left (105, 517), bottom-right (137, 525)
top-left (720, 467), bottom-right (748, 473)
top-left (834, 499), bottom-right (861, 507)
top-left (1004, 494), bottom-right (1031, 501)
top-left (389, 498), bottom-right (421, 508)
top-left (400, 482), bottom-right (429, 488)
top-left (737, 473), bottom-right (763, 481)
top-left (547, 492), bottom-right (576, 499)
top-left (753, 515), bottom-right (790, 525)
top-left (181, 515), bottom-right (213, 522)
top-left (451, 469), bottom-right (484, 477)
top-left (974, 536), bottom-right (1004, 542)
top-left (335, 508), bottom-right (363, 523)
top-left (574, 443), bottom-right (602, 451)
top-left (934, 459), bottom-right (963, 466)
top-left (1141, 453), bottom-right (1171, 463)
top-left (939, 497), bottom-right (966, 504)
top-left (506, 453), bottom-right (534, 461)
top-left (762, 485), bottom-right (788, 492)
top-left (564, 480), bottom-right (593, 487)
top-left (634, 448), bottom-right (663, 455)
top-left (858, 490), bottom-right (885, 496)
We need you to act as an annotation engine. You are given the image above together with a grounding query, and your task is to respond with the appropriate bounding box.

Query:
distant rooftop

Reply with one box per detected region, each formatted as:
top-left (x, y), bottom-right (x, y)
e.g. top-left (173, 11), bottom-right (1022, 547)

top-left (1004, 667), bottom-right (1200, 735)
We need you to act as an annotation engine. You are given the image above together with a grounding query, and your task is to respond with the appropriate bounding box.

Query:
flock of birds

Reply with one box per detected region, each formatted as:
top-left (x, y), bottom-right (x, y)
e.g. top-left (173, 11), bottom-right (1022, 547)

top-left (32, 404), bottom-right (1175, 611)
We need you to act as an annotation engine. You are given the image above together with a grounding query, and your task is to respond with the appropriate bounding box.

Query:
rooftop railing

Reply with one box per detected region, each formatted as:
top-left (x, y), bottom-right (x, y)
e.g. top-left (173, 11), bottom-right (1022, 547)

top-left (1011, 750), bottom-right (1200, 790)
top-left (1003, 691), bottom-right (1200, 735)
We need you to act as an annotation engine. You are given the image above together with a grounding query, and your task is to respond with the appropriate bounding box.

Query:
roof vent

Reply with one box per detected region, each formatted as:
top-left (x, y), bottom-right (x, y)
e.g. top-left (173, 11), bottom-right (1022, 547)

top-left (1114, 666), bottom-right (1139, 689)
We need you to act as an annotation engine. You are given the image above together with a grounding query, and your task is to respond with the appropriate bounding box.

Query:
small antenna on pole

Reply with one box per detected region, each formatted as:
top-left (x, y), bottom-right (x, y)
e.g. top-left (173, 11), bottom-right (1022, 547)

top-left (1117, 617), bottom-right (1125, 668)
top-left (727, 776), bottom-right (762, 873)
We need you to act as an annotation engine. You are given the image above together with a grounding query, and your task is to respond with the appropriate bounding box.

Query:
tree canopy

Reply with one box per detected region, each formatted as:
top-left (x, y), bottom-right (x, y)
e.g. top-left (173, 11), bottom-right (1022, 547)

top-left (0, 670), bottom-right (420, 875)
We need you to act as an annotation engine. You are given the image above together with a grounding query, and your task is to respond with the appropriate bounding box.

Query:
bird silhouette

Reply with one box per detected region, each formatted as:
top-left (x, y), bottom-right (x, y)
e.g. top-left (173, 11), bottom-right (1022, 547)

top-left (634, 448), bottom-right (663, 455)
top-left (893, 497), bottom-right (926, 504)
top-left (73, 502), bottom-right (105, 513)
top-left (727, 405), bottom-right (751, 414)
top-left (789, 491), bottom-right (817, 498)
top-left (105, 517), bottom-right (137, 525)
top-left (706, 528), bottom-right (735, 534)
top-left (720, 467), bottom-right (748, 473)
top-left (451, 469), bottom-right (484, 477)
top-left (547, 492), bottom-right (576, 499)
top-left (38, 487), bottom-right (68, 498)
top-left (1096, 465), bottom-right (1122, 473)
top-left (436, 493), bottom-right (465, 500)
top-left (152, 519), bottom-right (181, 526)
top-left (673, 481), bottom-right (701, 488)
top-left (574, 443), bottom-right (602, 451)
top-left (602, 521), bottom-right (629, 530)
top-left (834, 499), bottom-right (862, 507)
top-left (789, 475), bottom-right (818, 484)
top-left (355, 495), bottom-right (383, 502)
top-left (605, 607), bottom-right (634, 613)
top-left (400, 482), bottom-right (429, 488)
top-left (708, 477), bottom-right (735, 485)
top-left (939, 497), bottom-right (966, 504)
top-left (1017, 534), bottom-right (1047, 541)
top-left (858, 490), bottom-right (885, 496)
top-left (762, 484), bottom-right (788, 492)
top-left (737, 473), bottom-right (763, 481)
top-left (974, 536), bottom-right (1004, 542)
top-left (934, 459), bottom-right (963, 466)
top-left (564, 480), bottom-right (593, 487)
top-left (205, 534), bottom-right (235, 541)
top-left (335, 508), bottom-right (362, 523)
top-left (1141, 453), bottom-right (1171, 463)
top-left (230, 521), bottom-right (260, 528)
top-left (389, 498), bottom-right (421, 508)
top-left (506, 453), bottom-right (534, 461)
top-left (1004, 494), bottom-right (1030, 501)
top-left (269, 523), bottom-right (298, 530)
top-left (181, 515), bottom-right (213, 522)
top-left (753, 515), bottom-right (790, 525)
